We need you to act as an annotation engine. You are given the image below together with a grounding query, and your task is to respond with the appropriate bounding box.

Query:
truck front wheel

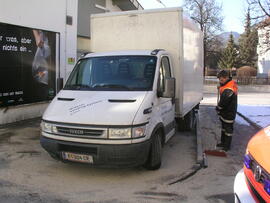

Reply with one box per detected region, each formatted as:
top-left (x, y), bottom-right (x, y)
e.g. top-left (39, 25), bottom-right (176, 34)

top-left (144, 130), bottom-right (162, 170)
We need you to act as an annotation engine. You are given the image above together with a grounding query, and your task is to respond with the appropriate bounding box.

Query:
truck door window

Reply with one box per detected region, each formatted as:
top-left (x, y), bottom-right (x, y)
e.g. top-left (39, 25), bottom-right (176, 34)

top-left (159, 56), bottom-right (171, 92)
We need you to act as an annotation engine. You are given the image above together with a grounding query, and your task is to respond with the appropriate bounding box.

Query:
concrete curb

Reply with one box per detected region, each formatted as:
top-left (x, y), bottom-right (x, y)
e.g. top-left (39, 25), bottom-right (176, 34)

top-left (165, 110), bottom-right (207, 186)
top-left (236, 112), bottom-right (262, 131)
top-left (196, 111), bottom-right (203, 164)
top-left (195, 110), bottom-right (207, 168)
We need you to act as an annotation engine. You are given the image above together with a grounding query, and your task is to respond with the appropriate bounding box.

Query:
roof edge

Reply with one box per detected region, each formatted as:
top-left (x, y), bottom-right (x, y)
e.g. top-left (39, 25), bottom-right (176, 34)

top-left (91, 7), bottom-right (183, 18)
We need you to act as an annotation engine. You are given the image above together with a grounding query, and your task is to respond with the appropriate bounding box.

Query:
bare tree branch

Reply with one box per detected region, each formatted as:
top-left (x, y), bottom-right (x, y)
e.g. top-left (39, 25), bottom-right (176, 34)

top-left (183, 0), bottom-right (224, 71)
top-left (247, 0), bottom-right (270, 22)
top-left (250, 15), bottom-right (267, 20)
top-left (258, 0), bottom-right (270, 17)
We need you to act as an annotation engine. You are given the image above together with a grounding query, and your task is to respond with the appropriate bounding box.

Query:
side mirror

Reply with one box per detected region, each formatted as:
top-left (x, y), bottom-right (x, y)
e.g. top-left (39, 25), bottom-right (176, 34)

top-left (160, 77), bottom-right (175, 98)
top-left (57, 78), bottom-right (64, 93)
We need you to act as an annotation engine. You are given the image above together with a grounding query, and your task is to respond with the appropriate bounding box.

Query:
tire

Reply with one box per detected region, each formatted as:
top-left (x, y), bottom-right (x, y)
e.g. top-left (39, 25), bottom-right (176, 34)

top-left (144, 130), bottom-right (162, 170)
top-left (177, 109), bottom-right (195, 131)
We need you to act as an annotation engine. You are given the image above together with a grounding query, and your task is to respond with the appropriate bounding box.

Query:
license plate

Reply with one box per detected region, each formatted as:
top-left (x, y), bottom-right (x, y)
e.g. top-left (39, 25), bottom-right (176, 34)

top-left (62, 152), bottom-right (93, 164)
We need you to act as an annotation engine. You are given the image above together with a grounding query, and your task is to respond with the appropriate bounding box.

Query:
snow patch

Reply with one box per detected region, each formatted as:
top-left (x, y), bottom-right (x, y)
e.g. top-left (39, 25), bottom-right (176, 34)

top-left (237, 105), bottom-right (270, 128)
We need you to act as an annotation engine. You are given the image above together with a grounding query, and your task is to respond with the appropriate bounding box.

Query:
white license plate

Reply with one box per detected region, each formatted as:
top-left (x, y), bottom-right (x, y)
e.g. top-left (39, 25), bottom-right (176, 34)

top-left (62, 152), bottom-right (93, 164)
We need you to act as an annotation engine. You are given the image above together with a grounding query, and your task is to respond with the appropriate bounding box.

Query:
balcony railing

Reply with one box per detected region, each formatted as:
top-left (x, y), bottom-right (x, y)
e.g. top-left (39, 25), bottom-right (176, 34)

top-left (113, 0), bottom-right (143, 11)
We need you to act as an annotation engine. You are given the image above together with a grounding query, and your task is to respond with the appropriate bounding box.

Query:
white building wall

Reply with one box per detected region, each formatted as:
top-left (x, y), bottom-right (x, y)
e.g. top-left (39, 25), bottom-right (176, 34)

top-left (65, 0), bottom-right (79, 79)
top-left (257, 27), bottom-right (270, 76)
top-left (0, 0), bottom-right (78, 124)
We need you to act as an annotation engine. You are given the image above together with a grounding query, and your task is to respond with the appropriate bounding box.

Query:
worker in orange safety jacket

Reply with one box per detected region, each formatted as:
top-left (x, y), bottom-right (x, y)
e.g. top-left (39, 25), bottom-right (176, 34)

top-left (216, 70), bottom-right (238, 151)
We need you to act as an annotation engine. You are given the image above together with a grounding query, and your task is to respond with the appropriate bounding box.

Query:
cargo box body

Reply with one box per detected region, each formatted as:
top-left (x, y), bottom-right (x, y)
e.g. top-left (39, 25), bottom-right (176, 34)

top-left (90, 8), bottom-right (203, 117)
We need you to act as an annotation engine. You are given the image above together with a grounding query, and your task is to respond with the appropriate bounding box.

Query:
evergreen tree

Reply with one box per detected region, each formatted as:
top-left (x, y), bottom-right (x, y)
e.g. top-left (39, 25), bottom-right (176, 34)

top-left (238, 8), bottom-right (258, 67)
top-left (218, 33), bottom-right (238, 70)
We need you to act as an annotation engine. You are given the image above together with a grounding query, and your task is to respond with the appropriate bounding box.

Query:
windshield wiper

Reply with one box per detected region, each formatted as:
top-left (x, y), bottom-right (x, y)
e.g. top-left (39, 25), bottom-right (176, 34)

top-left (92, 84), bottom-right (132, 90)
top-left (65, 84), bottom-right (91, 90)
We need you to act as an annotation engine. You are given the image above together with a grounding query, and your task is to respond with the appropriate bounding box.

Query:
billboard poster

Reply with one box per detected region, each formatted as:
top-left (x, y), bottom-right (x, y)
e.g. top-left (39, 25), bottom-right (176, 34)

top-left (0, 23), bottom-right (57, 107)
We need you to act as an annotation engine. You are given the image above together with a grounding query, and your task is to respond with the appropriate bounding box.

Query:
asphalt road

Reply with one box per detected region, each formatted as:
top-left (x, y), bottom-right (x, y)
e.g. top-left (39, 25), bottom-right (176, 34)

top-left (145, 105), bottom-right (258, 203)
top-left (0, 119), bottom-right (197, 203)
top-left (0, 92), bottom-right (264, 202)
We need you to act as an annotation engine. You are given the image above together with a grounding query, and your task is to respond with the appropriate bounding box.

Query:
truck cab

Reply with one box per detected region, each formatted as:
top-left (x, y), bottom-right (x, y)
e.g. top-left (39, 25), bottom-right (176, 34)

top-left (40, 50), bottom-right (176, 169)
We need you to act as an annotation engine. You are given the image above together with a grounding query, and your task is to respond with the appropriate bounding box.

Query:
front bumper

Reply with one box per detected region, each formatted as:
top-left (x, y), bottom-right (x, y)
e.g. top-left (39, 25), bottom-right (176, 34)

top-left (40, 136), bottom-right (151, 168)
top-left (234, 169), bottom-right (256, 203)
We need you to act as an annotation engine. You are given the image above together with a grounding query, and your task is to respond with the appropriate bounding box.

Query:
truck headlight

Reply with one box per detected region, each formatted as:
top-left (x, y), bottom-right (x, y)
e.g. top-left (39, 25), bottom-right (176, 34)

top-left (108, 128), bottom-right (131, 139)
top-left (108, 125), bottom-right (146, 139)
top-left (41, 121), bottom-right (57, 133)
top-left (132, 125), bottom-right (146, 138)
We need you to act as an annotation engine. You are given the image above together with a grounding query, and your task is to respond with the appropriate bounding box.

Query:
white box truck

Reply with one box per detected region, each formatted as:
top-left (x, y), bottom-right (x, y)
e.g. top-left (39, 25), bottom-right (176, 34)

top-left (40, 8), bottom-right (203, 169)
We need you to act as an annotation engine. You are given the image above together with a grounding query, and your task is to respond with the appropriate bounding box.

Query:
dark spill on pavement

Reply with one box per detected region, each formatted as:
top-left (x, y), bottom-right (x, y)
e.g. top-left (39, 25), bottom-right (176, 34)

top-left (206, 193), bottom-right (234, 203)
top-left (0, 132), bottom-right (14, 143)
top-left (16, 150), bottom-right (41, 156)
top-left (135, 191), bottom-right (188, 202)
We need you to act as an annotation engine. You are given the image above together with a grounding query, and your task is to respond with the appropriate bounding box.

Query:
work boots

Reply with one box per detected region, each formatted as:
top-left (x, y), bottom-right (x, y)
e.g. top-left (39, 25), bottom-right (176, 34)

top-left (216, 131), bottom-right (226, 148)
top-left (222, 136), bottom-right (232, 151)
top-left (216, 132), bottom-right (232, 151)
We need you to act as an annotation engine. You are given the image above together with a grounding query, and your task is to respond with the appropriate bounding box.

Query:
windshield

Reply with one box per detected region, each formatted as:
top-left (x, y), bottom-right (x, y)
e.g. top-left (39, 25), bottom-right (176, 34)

top-left (64, 56), bottom-right (157, 91)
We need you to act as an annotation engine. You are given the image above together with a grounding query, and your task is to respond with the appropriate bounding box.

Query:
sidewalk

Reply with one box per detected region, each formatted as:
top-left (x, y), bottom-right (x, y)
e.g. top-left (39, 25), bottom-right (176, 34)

top-left (202, 91), bottom-right (270, 129)
top-left (237, 105), bottom-right (270, 129)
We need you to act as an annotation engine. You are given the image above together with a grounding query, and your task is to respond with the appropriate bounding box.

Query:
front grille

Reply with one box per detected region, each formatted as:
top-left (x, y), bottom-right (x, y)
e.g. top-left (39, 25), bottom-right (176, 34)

top-left (53, 123), bottom-right (107, 139)
top-left (245, 175), bottom-right (266, 203)
top-left (57, 126), bottom-right (104, 136)
top-left (250, 155), bottom-right (270, 184)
